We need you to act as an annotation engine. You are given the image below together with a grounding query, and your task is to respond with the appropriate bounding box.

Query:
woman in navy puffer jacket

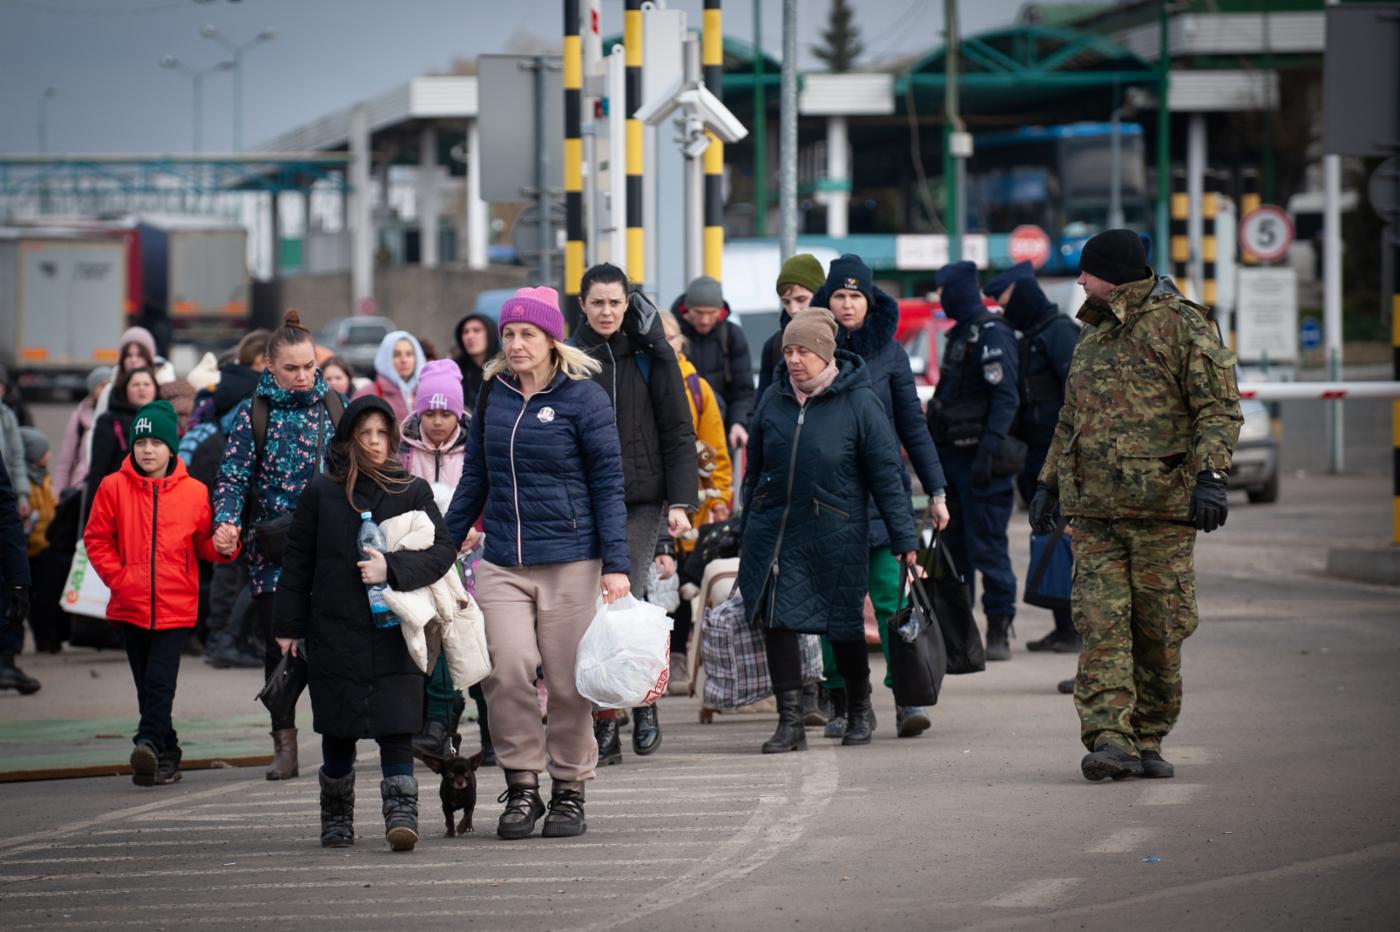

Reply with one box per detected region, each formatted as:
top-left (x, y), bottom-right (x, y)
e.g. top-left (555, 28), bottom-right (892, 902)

top-left (445, 285), bottom-right (628, 843)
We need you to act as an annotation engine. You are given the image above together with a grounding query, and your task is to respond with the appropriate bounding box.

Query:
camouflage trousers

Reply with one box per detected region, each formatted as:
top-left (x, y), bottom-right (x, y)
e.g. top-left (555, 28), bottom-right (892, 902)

top-left (1071, 517), bottom-right (1199, 755)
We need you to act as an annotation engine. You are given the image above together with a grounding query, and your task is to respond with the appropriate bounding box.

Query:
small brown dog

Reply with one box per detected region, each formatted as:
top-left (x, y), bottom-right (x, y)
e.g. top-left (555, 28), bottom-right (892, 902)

top-left (426, 749), bottom-right (485, 837)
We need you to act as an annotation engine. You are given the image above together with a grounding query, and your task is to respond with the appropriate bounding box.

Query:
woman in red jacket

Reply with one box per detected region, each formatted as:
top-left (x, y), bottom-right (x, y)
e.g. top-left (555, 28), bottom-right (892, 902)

top-left (84, 400), bottom-right (237, 787)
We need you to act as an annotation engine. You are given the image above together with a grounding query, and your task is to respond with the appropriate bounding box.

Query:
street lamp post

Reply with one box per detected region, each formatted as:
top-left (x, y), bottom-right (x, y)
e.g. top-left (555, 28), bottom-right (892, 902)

top-left (37, 87), bottom-right (57, 154)
top-left (201, 24), bottom-right (276, 152)
top-left (160, 56), bottom-right (234, 153)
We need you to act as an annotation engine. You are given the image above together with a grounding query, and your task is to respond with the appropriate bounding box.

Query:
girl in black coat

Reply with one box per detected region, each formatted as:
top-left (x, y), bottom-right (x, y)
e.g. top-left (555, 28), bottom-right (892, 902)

top-left (275, 395), bottom-right (456, 852)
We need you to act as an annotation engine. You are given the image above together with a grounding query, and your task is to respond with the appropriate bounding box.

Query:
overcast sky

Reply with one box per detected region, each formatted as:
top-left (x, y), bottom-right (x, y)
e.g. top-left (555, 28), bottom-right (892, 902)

top-left (0, 0), bottom-right (1027, 155)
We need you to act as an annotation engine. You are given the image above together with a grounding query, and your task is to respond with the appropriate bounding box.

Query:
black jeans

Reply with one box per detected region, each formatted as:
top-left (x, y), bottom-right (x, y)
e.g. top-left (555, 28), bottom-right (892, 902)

top-left (254, 593), bottom-right (299, 729)
top-left (123, 626), bottom-right (189, 751)
top-left (765, 630), bottom-right (868, 694)
top-left (322, 733), bottom-right (414, 779)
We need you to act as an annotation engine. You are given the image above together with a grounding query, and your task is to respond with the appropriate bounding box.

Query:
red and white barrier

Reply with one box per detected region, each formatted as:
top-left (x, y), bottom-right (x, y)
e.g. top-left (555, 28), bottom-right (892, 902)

top-left (1236, 382), bottom-right (1400, 401)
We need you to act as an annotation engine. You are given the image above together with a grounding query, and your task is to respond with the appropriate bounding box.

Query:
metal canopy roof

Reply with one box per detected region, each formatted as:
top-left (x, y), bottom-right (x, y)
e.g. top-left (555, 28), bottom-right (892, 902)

top-left (895, 25), bottom-right (1158, 115)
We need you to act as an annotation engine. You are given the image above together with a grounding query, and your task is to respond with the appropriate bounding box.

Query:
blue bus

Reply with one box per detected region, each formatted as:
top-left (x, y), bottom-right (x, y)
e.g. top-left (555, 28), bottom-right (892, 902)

top-left (966, 122), bottom-right (1151, 275)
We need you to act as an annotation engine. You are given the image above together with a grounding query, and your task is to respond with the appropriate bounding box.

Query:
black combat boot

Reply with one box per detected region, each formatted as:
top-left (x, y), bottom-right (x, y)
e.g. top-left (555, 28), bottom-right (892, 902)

top-left (1139, 750), bottom-right (1175, 779)
top-left (319, 768), bottom-right (356, 847)
top-left (841, 678), bottom-right (877, 746)
top-left (541, 781), bottom-right (587, 838)
top-left (631, 705), bottom-right (661, 756)
top-left (381, 775), bottom-right (419, 851)
top-left (0, 652), bottom-right (40, 695)
top-left (823, 687), bottom-right (848, 738)
top-left (1080, 742), bottom-right (1144, 782)
top-left (799, 682), bottom-right (827, 726)
top-left (594, 712), bottom-right (622, 766)
top-left (761, 688), bottom-right (808, 753)
top-left (986, 615), bottom-right (1014, 661)
top-left (496, 770), bottom-right (546, 840)
top-left (1026, 629), bottom-right (1082, 653)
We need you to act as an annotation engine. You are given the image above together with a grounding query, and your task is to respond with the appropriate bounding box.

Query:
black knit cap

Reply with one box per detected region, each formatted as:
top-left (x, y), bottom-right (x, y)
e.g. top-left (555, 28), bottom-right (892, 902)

top-left (1079, 229), bottom-right (1150, 286)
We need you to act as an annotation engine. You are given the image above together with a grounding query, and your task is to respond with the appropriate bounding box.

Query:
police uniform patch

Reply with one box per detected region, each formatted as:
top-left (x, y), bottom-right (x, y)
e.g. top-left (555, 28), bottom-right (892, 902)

top-left (983, 362), bottom-right (1004, 385)
top-left (981, 345), bottom-right (1003, 361)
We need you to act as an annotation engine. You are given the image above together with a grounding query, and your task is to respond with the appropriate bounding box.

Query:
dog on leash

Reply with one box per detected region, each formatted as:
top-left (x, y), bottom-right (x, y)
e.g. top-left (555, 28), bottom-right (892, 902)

top-left (425, 749), bottom-right (485, 837)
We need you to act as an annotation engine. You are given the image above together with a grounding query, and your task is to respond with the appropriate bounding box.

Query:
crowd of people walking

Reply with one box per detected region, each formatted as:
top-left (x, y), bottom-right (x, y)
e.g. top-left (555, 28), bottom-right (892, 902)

top-left (0, 230), bottom-right (1241, 849)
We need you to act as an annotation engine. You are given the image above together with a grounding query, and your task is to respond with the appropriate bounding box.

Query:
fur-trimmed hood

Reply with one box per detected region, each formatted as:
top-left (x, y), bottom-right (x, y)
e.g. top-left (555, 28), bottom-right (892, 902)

top-left (803, 283), bottom-right (901, 361)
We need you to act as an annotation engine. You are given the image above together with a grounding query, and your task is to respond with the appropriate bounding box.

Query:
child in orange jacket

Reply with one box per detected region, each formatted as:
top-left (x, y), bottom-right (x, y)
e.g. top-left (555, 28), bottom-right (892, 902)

top-left (84, 400), bottom-right (237, 786)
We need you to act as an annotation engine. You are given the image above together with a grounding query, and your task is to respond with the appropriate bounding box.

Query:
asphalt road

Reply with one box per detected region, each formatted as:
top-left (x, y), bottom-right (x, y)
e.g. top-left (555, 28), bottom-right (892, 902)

top-left (1, 473), bottom-right (1397, 931)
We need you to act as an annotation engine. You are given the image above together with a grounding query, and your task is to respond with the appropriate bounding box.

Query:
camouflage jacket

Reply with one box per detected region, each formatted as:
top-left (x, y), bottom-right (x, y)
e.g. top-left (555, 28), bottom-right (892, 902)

top-left (1039, 275), bottom-right (1242, 521)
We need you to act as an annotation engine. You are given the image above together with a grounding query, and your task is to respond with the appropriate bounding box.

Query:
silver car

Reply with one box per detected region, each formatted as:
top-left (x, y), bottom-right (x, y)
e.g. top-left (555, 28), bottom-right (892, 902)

top-left (317, 316), bottom-right (396, 378)
top-left (1228, 399), bottom-right (1279, 504)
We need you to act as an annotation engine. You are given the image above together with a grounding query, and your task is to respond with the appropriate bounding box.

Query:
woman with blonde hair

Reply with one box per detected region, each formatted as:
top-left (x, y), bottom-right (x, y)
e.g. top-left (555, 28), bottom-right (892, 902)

top-left (445, 285), bottom-right (629, 841)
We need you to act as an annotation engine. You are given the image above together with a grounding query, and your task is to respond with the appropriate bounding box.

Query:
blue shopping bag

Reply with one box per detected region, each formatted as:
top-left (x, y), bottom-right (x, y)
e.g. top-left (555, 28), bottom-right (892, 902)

top-left (1024, 520), bottom-right (1072, 611)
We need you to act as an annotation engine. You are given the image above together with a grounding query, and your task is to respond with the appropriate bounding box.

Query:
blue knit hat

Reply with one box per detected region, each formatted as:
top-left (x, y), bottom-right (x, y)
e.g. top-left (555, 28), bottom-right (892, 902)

top-left (935, 261), bottom-right (984, 323)
top-left (983, 261), bottom-right (1036, 300)
top-left (823, 253), bottom-right (875, 306)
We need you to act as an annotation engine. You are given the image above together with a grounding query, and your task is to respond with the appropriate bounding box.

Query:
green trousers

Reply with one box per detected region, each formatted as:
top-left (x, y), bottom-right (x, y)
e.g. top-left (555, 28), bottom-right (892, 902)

top-left (1072, 518), bottom-right (1198, 755)
top-left (822, 548), bottom-right (902, 691)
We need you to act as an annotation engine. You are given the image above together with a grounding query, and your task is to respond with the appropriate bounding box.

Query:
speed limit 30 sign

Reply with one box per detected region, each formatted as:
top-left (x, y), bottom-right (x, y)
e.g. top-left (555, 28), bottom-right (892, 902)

top-left (1239, 205), bottom-right (1295, 263)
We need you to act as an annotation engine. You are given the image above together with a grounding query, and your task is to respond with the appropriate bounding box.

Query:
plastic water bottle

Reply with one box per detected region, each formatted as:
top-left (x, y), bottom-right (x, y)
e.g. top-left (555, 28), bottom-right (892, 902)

top-left (357, 512), bottom-right (399, 628)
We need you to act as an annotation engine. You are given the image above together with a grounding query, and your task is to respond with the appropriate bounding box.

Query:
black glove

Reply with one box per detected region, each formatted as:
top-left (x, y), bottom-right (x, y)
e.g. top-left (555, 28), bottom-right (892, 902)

top-left (1029, 484), bottom-right (1058, 534)
top-left (1189, 471), bottom-right (1229, 533)
top-left (971, 445), bottom-right (994, 488)
top-left (6, 587), bottom-right (30, 628)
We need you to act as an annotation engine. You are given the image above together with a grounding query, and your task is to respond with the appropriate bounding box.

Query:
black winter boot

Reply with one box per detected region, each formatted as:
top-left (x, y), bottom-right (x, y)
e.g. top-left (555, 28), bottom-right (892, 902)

top-left (986, 615), bottom-right (1014, 661)
top-left (842, 678), bottom-right (877, 746)
top-left (761, 688), bottom-right (808, 754)
top-left (319, 768), bottom-right (355, 847)
top-left (799, 682), bottom-right (827, 727)
top-left (411, 721), bottom-right (455, 762)
top-left (129, 739), bottom-right (159, 787)
top-left (266, 728), bottom-right (299, 780)
top-left (380, 774), bottom-right (419, 851)
top-left (823, 687), bottom-right (848, 738)
top-left (594, 712), bottom-right (622, 766)
top-left (0, 652), bottom-right (40, 695)
top-left (497, 770), bottom-right (546, 840)
top-left (541, 781), bottom-right (587, 838)
top-left (631, 705), bottom-right (661, 756)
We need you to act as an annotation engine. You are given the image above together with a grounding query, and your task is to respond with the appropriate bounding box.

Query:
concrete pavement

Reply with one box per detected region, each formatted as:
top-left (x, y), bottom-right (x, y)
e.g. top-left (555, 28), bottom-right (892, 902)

top-left (0, 474), bottom-right (1397, 930)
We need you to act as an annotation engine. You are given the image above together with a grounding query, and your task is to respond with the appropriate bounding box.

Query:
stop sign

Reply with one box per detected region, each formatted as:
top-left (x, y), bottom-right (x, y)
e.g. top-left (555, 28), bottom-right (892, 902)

top-left (1008, 225), bottom-right (1052, 269)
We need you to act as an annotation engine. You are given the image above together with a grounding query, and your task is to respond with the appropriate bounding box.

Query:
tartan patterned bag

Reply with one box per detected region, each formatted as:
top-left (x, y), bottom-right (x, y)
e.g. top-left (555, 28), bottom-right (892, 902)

top-left (701, 588), bottom-right (772, 711)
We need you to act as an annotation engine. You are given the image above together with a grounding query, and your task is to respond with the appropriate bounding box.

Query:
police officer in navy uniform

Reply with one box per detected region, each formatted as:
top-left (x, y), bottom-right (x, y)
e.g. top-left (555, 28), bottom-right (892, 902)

top-left (983, 261), bottom-right (1081, 653)
top-left (926, 260), bottom-right (1020, 660)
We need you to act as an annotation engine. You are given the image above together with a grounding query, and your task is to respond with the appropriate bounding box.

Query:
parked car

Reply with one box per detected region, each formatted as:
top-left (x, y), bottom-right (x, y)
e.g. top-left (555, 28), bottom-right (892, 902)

top-left (316, 316), bottom-right (396, 376)
top-left (472, 289), bottom-right (516, 322)
top-left (1229, 399), bottom-right (1279, 504)
top-left (896, 295), bottom-right (1001, 387)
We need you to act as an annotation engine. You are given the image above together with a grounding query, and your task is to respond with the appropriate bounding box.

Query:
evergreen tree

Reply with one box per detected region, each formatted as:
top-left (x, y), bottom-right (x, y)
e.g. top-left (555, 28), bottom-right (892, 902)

top-left (812, 0), bottom-right (864, 73)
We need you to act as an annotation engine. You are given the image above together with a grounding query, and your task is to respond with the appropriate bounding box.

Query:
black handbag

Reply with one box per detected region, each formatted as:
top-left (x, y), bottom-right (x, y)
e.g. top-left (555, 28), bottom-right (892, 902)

top-left (924, 529), bottom-right (986, 675)
top-left (255, 650), bottom-right (308, 724)
top-left (888, 558), bottom-right (948, 707)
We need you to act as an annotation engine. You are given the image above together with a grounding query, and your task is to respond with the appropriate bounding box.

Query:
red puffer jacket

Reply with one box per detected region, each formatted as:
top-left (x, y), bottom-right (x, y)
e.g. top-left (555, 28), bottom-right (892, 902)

top-left (84, 456), bottom-right (236, 630)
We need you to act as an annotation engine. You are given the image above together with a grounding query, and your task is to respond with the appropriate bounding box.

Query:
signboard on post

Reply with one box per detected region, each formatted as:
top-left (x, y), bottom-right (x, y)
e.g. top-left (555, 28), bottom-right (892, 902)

top-left (477, 55), bottom-right (563, 202)
top-left (1236, 267), bottom-right (1299, 363)
top-left (1239, 205), bottom-right (1294, 263)
top-left (895, 234), bottom-right (988, 270)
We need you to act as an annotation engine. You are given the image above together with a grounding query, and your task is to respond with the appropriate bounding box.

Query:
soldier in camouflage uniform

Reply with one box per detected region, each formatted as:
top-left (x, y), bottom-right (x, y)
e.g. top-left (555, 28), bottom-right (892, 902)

top-left (1029, 229), bottom-right (1242, 782)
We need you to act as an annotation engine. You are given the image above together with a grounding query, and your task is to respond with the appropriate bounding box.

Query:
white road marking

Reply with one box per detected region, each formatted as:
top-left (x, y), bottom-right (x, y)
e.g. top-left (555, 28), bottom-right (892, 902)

top-left (0, 874), bottom-right (675, 899)
top-left (1138, 782), bottom-right (1204, 806)
top-left (985, 878), bottom-right (1085, 908)
top-left (1088, 827), bottom-right (1157, 853)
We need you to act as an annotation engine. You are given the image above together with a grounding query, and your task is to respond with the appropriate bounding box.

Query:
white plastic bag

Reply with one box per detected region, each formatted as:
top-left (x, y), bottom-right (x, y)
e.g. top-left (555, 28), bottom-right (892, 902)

top-left (575, 595), bottom-right (674, 708)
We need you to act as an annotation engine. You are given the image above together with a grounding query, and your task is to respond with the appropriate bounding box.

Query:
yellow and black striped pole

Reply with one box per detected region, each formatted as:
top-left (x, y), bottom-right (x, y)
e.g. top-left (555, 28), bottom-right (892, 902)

top-left (703, 0), bottom-right (724, 282)
top-left (563, 0), bottom-right (584, 329)
top-left (1170, 168), bottom-right (1189, 287)
top-left (625, 0), bottom-right (645, 289)
top-left (1202, 172), bottom-right (1219, 308)
top-left (1240, 168), bottom-right (1261, 266)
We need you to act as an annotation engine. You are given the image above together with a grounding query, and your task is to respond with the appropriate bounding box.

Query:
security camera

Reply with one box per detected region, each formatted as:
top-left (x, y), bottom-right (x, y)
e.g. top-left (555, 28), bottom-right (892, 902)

top-left (687, 84), bottom-right (747, 144)
top-left (683, 130), bottom-right (711, 159)
top-left (636, 78), bottom-right (748, 145)
top-left (635, 76), bottom-right (686, 126)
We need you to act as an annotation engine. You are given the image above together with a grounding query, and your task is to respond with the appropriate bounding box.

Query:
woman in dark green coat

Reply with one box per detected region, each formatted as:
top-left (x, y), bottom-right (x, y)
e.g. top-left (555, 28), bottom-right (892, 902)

top-left (739, 309), bottom-right (920, 755)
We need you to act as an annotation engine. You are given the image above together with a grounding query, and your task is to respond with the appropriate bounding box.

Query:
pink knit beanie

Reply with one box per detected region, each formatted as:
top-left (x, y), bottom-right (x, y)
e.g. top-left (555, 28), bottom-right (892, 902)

top-left (498, 286), bottom-right (565, 342)
top-left (415, 358), bottom-right (465, 417)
